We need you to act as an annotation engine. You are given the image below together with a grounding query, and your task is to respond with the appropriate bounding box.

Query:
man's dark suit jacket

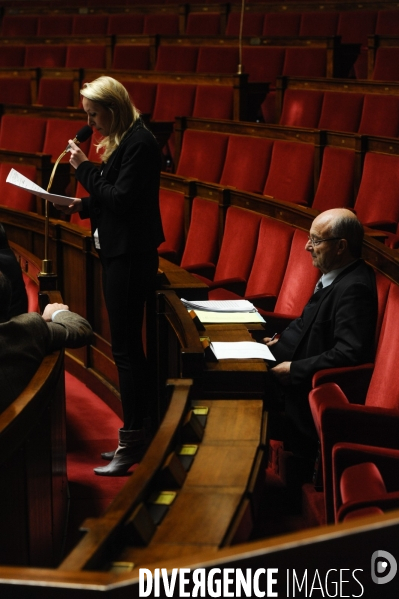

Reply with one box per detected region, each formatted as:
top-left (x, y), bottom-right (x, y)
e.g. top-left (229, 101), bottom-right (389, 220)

top-left (76, 117), bottom-right (165, 257)
top-left (272, 259), bottom-right (377, 386)
top-left (270, 259), bottom-right (377, 449)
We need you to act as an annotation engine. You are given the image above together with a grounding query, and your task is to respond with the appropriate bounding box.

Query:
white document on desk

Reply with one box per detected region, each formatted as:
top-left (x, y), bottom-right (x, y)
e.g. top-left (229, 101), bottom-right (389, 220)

top-left (181, 298), bottom-right (257, 312)
top-left (6, 168), bottom-right (76, 206)
top-left (210, 341), bottom-right (276, 361)
top-left (194, 310), bottom-right (265, 324)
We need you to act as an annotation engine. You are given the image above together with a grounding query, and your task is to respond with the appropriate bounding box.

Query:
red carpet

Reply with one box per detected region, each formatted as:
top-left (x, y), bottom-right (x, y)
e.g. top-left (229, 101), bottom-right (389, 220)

top-left (64, 372), bottom-right (135, 555)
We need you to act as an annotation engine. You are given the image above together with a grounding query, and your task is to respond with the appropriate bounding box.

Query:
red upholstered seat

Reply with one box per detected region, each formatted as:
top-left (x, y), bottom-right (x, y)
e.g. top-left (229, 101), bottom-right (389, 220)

top-left (176, 130), bottom-right (229, 183)
top-left (107, 14), bottom-right (144, 35)
top-left (309, 281), bottom-right (399, 522)
top-left (192, 86), bottom-right (234, 120)
top-left (112, 45), bottom-right (151, 70)
top-left (157, 189), bottom-right (185, 264)
top-left (358, 94), bottom-right (399, 137)
top-left (43, 119), bottom-right (90, 163)
top-left (225, 12), bottom-right (264, 36)
top-left (375, 10), bottom-right (399, 34)
top-left (259, 228), bottom-right (320, 330)
top-left (241, 47), bottom-right (285, 84)
top-left (372, 48), bottom-right (399, 81)
top-left (312, 147), bottom-right (356, 211)
top-left (282, 48), bottom-right (327, 78)
top-left (202, 207), bottom-right (261, 295)
top-left (196, 46), bottom-right (239, 74)
top-left (1, 16), bottom-right (38, 36)
top-left (36, 78), bottom-right (75, 107)
top-left (337, 10), bottom-right (377, 79)
top-left (121, 81), bottom-right (157, 116)
top-left (72, 15), bottom-right (108, 35)
top-left (219, 136), bottom-right (274, 194)
top-left (155, 45), bottom-right (198, 72)
top-left (185, 13), bottom-right (221, 35)
top-left (66, 45), bottom-right (107, 69)
top-left (354, 152), bottom-right (399, 232)
top-left (0, 46), bottom-right (25, 67)
top-left (263, 140), bottom-right (315, 205)
top-left (143, 14), bottom-right (179, 35)
top-left (152, 83), bottom-right (196, 121)
top-left (279, 89), bottom-right (324, 129)
top-left (318, 92), bottom-right (364, 133)
top-left (37, 15), bottom-right (73, 36)
top-left (25, 45), bottom-right (66, 68)
top-left (22, 271), bottom-right (40, 313)
top-left (333, 443), bottom-right (399, 522)
top-left (262, 13), bottom-right (301, 36)
top-left (0, 163), bottom-right (37, 212)
top-left (0, 78), bottom-right (32, 104)
top-left (0, 115), bottom-right (47, 152)
top-left (180, 197), bottom-right (219, 278)
top-left (299, 12), bottom-right (338, 36)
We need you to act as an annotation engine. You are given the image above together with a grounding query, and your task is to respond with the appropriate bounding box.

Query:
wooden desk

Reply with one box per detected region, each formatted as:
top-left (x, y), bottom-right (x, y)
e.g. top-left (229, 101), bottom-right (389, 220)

top-left (157, 257), bottom-right (208, 300)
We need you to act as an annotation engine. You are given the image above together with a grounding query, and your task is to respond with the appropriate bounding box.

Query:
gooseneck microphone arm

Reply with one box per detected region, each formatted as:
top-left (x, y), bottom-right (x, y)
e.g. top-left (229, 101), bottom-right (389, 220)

top-left (41, 125), bottom-right (93, 276)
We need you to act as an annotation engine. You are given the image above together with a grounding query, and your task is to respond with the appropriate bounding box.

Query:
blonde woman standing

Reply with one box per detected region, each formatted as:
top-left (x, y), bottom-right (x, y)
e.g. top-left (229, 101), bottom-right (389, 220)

top-left (56, 76), bottom-right (164, 476)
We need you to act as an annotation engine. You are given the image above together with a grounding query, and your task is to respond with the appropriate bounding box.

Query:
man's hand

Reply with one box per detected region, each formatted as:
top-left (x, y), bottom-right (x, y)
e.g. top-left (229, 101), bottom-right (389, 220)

top-left (42, 303), bottom-right (69, 322)
top-left (271, 361), bottom-right (292, 385)
top-left (262, 336), bottom-right (279, 347)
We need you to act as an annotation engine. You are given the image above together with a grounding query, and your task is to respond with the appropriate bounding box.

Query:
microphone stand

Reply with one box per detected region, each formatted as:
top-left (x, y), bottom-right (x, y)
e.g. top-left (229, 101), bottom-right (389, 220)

top-left (237, 0), bottom-right (246, 75)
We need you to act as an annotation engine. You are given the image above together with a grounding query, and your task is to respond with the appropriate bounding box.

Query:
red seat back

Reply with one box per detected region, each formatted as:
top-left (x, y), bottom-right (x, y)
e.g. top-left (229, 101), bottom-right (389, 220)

top-left (192, 86), bottom-right (234, 120)
top-left (43, 119), bottom-right (90, 162)
top-left (196, 47), bottom-right (239, 74)
top-left (241, 47), bottom-right (285, 84)
top-left (180, 197), bottom-right (219, 270)
top-left (279, 89), bottom-right (324, 129)
top-left (358, 95), bottom-right (399, 137)
top-left (312, 147), bottom-right (356, 212)
top-left (185, 13), bottom-right (221, 35)
top-left (107, 14), bottom-right (144, 35)
top-left (0, 46), bottom-right (25, 67)
top-left (66, 45), bottom-right (107, 69)
top-left (372, 48), bottom-right (399, 81)
top-left (155, 45), bottom-right (198, 72)
top-left (112, 45), bottom-right (151, 71)
top-left (176, 130), bottom-right (229, 183)
top-left (72, 15), bottom-right (108, 35)
top-left (143, 14), bottom-right (179, 35)
top-left (0, 163), bottom-right (37, 212)
top-left (318, 92), bottom-right (364, 133)
top-left (220, 136), bottom-right (274, 194)
top-left (225, 12), bottom-right (264, 36)
top-left (37, 15), bottom-right (73, 35)
top-left (0, 115), bottom-right (47, 153)
top-left (299, 12), bottom-right (338, 36)
top-left (152, 83), bottom-right (196, 121)
top-left (263, 13), bottom-right (301, 36)
top-left (25, 45), bottom-right (66, 68)
top-left (36, 78), bottom-right (75, 108)
top-left (283, 48), bottom-right (327, 78)
top-left (157, 189), bottom-right (185, 264)
top-left (122, 81), bottom-right (157, 116)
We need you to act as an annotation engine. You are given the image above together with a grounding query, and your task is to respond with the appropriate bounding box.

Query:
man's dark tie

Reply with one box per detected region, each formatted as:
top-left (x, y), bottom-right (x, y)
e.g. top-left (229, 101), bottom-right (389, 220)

top-left (314, 279), bottom-right (323, 294)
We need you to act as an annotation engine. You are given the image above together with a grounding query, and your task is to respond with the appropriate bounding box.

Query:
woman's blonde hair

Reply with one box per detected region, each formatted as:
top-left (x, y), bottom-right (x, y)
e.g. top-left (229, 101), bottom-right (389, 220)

top-left (80, 76), bottom-right (140, 162)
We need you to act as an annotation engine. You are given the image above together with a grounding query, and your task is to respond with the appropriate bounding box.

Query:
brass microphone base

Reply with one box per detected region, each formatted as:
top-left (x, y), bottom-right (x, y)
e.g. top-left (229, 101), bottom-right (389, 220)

top-left (40, 259), bottom-right (55, 276)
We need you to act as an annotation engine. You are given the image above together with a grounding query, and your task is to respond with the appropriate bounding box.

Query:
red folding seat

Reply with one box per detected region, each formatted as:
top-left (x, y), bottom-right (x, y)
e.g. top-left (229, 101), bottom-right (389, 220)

top-left (0, 46), bottom-right (25, 67)
top-left (358, 94), bottom-right (399, 137)
top-left (309, 281), bottom-right (399, 523)
top-left (42, 118), bottom-right (91, 163)
top-left (375, 10), bottom-right (399, 34)
top-left (312, 147), bottom-right (356, 212)
top-left (299, 12), bottom-right (338, 36)
top-left (185, 13), bottom-right (221, 35)
top-left (225, 12), bottom-right (264, 36)
top-left (121, 81), bottom-right (157, 116)
top-left (66, 45), bottom-right (107, 69)
top-left (0, 78), bottom-right (32, 104)
top-left (318, 91), bottom-right (364, 133)
top-left (0, 163), bottom-right (37, 212)
top-left (155, 45), bottom-right (198, 72)
top-left (337, 11), bottom-right (377, 79)
top-left (180, 197), bottom-right (219, 277)
top-left (196, 206), bottom-right (262, 295)
top-left (372, 48), bottom-right (399, 81)
top-left (24, 45), bottom-right (66, 68)
top-left (107, 15), bottom-right (144, 35)
top-left (333, 443), bottom-right (399, 522)
top-left (0, 114), bottom-right (47, 152)
top-left (143, 15), bottom-right (179, 35)
top-left (241, 46), bottom-right (285, 84)
top-left (354, 152), bottom-right (399, 232)
top-left (112, 45), bottom-right (151, 70)
top-left (283, 48), bottom-right (327, 78)
top-left (157, 189), bottom-right (185, 264)
top-left (258, 228), bottom-right (320, 329)
top-left (176, 130), bottom-right (229, 183)
top-left (263, 13), bottom-right (301, 36)
top-left (36, 78), bottom-right (75, 108)
top-left (219, 136), bottom-right (274, 194)
top-left (152, 83), bottom-right (196, 122)
top-left (1, 16), bottom-right (38, 36)
top-left (192, 85), bottom-right (234, 120)
top-left (72, 15), bottom-right (108, 35)
top-left (263, 140), bottom-right (315, 205)
top-left (279, 89), bottom-right (324, 128)
top-left (196, 46), bottom-right (240, 75)
top-left (37, 15), bottom-right (73, 36)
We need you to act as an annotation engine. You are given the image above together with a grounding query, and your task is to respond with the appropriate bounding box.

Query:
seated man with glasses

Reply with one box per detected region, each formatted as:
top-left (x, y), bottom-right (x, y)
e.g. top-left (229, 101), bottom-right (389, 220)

top-left (263, 208), bottom-right (377, 479)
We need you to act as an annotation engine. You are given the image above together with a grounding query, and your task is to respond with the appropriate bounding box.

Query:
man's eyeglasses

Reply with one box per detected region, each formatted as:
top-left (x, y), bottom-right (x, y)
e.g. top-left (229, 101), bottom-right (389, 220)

top-left (307, 236), bottom-right (341, 247)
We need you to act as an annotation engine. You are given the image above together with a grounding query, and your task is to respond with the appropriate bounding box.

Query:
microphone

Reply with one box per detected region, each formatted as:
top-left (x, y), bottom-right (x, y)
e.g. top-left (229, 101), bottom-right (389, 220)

top-left (65, 125), bottom-right (93, 152)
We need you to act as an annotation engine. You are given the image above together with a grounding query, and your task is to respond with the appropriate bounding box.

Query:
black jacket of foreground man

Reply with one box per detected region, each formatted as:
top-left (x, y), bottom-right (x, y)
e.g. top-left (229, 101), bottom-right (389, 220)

top-left (77, 117), bottom-right (165, 257)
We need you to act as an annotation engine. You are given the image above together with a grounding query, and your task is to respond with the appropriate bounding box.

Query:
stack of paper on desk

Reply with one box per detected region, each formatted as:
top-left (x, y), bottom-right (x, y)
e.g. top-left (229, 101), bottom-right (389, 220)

top-left (181, 298), bottom-right (266, 323)
top-left (210, 341), bottom-right (275, 361)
